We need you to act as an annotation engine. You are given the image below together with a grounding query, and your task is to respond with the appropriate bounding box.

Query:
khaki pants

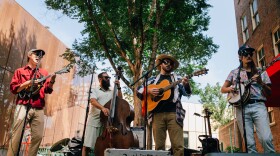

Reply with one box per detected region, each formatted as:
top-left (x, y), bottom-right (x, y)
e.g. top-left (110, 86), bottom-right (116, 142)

top-left (7, 105), bottom-right (44, 156)
top-left (152, 112), bottom-right (184, 156)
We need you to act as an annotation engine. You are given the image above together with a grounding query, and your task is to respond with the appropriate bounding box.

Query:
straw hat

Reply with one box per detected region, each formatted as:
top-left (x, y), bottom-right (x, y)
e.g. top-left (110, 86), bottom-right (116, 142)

top-left (155, 54), bottom-right (179, 71)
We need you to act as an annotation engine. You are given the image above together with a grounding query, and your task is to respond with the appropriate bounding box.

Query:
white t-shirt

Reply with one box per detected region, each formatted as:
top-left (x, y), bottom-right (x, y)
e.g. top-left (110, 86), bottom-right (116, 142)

top-left (87, 87), bottom-right (113, 127)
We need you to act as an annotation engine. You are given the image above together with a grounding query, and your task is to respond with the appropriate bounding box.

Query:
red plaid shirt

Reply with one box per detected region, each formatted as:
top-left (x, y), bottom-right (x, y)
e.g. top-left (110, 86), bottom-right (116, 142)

top-left (10, 65), bottom-right (53, 108)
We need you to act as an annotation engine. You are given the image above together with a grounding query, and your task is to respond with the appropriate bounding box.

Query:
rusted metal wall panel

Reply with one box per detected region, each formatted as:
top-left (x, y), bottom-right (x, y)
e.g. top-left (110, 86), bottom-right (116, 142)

top-left (0, 0), bottom-right (89, 149)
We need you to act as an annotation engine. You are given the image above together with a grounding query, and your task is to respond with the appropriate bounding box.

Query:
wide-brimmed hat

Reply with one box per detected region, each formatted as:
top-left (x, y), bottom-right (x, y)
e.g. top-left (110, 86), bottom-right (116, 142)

top-left (238, 44), bottom-right (255, 56)
top-left (28, 49), bottom-right (45, 56)
top-left (155, 54), bottom-right (179, 71)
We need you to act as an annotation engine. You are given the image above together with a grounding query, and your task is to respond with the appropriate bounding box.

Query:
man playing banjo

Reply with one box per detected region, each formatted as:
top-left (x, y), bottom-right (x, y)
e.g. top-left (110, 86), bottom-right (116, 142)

top-left (221, 44), bottom-right (275, 153)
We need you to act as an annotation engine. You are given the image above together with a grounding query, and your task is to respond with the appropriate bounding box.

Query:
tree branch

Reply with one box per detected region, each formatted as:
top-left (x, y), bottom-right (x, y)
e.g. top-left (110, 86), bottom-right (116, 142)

top-left (85, 0), bottom-right (131, 87)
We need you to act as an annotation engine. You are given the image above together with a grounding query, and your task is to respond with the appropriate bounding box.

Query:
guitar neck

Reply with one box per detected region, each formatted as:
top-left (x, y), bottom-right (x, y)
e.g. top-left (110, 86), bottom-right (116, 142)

top-left (163, 79), bottom-right (182, 91)
top-left (162, 74), bottom-right (194, 91)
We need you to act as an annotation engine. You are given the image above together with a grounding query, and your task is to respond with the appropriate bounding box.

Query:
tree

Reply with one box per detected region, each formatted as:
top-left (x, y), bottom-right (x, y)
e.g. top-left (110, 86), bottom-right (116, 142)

top-left (45, 0), bottom-right (218, 126)
top-left (198, 82), bottom-right (233, 130)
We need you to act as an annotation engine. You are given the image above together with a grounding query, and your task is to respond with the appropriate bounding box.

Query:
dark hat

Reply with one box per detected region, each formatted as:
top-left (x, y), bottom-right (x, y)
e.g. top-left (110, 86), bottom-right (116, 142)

top-left (238, 44), bottom-right (255, 56)
top-left (155, 54), bottom-right (179, 71)
top-left (28, 49), bottom-right (45, 56)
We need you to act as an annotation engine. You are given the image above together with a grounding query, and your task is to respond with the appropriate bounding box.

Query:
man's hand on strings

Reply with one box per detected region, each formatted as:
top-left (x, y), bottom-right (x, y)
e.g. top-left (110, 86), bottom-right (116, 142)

top-left (148, 88), bottom-right (160, 96)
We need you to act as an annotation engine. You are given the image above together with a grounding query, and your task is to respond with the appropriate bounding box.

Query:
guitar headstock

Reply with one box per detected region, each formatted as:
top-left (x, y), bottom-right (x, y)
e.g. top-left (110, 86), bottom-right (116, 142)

top-left (193, 68), bottom-right (209, 77)
top-left (55, 67), bottom-right (70, 75)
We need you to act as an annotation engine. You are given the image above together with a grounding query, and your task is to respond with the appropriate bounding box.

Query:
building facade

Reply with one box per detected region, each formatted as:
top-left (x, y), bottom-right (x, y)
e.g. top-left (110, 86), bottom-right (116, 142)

top-left (219, 0), bottom-right (280, 153)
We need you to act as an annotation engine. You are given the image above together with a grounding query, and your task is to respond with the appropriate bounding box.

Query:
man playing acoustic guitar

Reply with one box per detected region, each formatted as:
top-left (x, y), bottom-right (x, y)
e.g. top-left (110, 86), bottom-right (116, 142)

top-left (221, 44), bottom-right (275, 153)
top-left (8, 49), bottom-right (56, 156)
top-left (137, 54), bottom-right (191, 156)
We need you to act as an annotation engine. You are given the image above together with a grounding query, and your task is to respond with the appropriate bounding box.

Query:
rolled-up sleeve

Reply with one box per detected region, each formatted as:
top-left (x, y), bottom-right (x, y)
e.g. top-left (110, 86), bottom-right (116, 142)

top-left (10, 69), bottom-right (21, 94)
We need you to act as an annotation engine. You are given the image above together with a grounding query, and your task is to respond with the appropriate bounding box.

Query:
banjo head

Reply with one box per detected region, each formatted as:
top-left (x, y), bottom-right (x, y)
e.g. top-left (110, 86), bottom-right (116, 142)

top-left (227, 84), bottom-right (246, 105)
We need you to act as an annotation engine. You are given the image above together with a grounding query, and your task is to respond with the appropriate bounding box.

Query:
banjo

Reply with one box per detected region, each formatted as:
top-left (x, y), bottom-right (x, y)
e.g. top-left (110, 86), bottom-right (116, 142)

top-left (227, 78), bottom-right (252, 107)
top-left (227, 57), bottom-right (280, 106)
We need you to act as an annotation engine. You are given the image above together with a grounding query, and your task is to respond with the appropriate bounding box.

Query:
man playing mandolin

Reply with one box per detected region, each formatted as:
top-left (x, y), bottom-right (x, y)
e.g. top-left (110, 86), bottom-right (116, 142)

top-left (8, 49), bottom-right (56, 156)
top-left (137, 54), bottom-right (192, 156)
top-left (221, 44), bottom-right (275, 153)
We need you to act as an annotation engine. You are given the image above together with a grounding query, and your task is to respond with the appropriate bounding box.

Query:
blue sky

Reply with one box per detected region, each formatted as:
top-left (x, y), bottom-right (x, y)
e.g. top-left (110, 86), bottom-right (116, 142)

top-left (16, 0), bottom-right (239, 103)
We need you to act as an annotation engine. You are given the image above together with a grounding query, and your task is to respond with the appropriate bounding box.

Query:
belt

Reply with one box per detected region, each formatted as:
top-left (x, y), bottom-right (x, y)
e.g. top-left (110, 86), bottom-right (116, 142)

top-left (18, 104), bottom-right (44, 110)
top-left (246, 99), bottom-right (266, 104)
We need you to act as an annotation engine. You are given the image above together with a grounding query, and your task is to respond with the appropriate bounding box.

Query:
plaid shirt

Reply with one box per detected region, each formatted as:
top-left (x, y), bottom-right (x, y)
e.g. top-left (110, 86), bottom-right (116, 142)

top-left (137, 74), bottom-right (191, 127)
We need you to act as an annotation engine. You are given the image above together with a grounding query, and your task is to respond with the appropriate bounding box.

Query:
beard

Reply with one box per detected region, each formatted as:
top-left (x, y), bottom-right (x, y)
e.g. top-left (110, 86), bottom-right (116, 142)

top-left (162, 66), bottom-right (173, 73)
top-left (101, 79), bottom-right (110, 90)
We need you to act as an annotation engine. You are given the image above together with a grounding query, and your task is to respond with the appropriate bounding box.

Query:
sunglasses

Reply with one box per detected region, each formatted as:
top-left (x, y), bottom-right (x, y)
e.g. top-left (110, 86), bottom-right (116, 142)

top-left (103, 76), bottom-right (111, 80)
top-left (242, 52), bottom-right (253, 57)
top-left (32, 52), bottom-right (42, 57)
top-left (163, 59), bottom-right (174, 66)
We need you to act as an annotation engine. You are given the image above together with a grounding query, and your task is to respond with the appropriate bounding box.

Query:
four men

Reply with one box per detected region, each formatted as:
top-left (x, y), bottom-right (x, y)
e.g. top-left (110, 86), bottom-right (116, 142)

top-left (7, 48), bottom-right (276, 155)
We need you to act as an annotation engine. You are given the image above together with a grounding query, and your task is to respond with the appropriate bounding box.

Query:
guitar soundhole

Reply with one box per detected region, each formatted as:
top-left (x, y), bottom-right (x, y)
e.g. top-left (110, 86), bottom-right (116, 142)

top-left (152, 95), bottom-right (163, 102)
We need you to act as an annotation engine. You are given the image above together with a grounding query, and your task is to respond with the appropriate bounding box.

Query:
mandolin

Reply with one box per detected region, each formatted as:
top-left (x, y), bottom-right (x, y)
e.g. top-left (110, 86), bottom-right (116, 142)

top-left (18, 67), bottom-right (70, 99)
top-left (144, 68), bottom-right (208, 112)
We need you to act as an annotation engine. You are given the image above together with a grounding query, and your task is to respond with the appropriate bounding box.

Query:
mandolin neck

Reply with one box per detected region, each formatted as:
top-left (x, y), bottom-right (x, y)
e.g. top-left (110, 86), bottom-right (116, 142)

top-left (37, 74), bottom-right (54, 83)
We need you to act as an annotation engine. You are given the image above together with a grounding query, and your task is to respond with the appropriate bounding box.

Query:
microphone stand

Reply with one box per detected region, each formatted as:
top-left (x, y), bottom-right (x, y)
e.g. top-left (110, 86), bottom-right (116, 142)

top-left (81, 68), bottom-right (95, 155)
top-left (130, 61), bottom-right (162, 150)
top-left (236, 61), bottom-right (248, 153)
top-left (16, 53), bottom-right (43, 156)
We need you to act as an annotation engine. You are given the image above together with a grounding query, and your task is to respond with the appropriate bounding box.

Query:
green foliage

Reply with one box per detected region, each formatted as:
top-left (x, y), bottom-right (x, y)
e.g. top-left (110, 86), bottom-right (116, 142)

top-left (45, 0), bottom-right (219, 125)
top-left (225, 146), bottom-right (241, 153)
top-left (44, 0), bottom-right (218, 84)
top-left (198, 83), bottom-right (233, 130)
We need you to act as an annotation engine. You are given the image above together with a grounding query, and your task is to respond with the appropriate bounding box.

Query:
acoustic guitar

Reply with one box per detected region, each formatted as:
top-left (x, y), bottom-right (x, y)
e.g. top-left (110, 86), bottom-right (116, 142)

top-left (18, 67), bottom-right (70, 99)
top-left (144, 68), bottom-right (208, 112)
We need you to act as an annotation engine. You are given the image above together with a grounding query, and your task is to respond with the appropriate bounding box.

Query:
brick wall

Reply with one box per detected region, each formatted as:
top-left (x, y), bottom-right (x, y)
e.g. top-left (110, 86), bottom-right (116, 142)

top-left (234, 0), bottom-right (280, 61)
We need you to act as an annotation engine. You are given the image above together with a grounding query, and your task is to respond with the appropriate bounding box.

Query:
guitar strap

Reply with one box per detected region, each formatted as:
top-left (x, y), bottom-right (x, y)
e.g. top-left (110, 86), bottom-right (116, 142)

top-left (171, 74), bottom-right (179, 103)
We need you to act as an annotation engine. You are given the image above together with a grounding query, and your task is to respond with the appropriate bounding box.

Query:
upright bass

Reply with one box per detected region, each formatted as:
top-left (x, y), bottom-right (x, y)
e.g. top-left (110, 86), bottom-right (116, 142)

top-left (94, 67), bottom-right (139, 156)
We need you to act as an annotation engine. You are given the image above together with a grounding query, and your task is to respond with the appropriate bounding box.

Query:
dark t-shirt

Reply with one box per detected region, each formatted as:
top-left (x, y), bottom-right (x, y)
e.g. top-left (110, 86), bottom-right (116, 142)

top-left (152, 74), bottom-right (177, 113)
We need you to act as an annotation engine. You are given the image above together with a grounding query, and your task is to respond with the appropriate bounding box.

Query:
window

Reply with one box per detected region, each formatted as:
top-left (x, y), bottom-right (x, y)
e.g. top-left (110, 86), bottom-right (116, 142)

top-left (257, 47), bottom-right (266, 68)
top-left (272, 27), bottom-right (280, 56)
top-left (241, 16), bottom-right (249, 42)
top-left (250, 0), bottom-right (260, 30)
top-left (267, 107), bottom-right (275, 125)
top-left (183, 131), bottom-right (189, 148)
